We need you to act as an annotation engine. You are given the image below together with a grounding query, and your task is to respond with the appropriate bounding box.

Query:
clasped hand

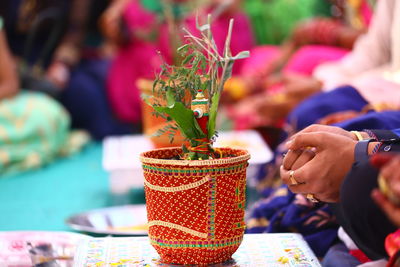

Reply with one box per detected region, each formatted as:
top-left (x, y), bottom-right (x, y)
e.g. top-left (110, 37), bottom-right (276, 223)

top-left (280, 125), bottom-right (357, 202)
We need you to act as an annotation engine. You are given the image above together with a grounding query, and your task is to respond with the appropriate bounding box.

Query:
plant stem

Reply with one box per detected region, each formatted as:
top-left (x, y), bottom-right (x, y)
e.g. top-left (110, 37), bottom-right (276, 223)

top-left (183, 29), bottom-right (220, 61)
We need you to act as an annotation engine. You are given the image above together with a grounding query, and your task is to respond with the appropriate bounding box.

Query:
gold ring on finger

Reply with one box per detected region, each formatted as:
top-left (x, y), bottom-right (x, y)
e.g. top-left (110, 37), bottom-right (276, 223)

top-left (306, 193), bottom-right (319, 203)
top-left (289, 170), bottom-right (298, 185)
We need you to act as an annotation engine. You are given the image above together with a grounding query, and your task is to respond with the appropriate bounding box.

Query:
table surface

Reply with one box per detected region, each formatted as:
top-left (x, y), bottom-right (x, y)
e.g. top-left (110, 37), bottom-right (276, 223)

top-left (0, 143), bottom-right (145, 232)
top-left (74, 233), bottom-right (321, 267)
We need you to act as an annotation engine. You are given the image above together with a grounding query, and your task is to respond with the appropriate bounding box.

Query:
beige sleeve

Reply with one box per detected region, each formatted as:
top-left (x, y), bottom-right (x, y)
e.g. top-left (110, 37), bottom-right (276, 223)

top-left (313, 0), bottom-right (393, 91)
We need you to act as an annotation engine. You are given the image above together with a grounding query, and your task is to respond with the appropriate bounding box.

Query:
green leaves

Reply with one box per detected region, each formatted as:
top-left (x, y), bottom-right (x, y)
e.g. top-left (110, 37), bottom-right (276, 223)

top-left (153, 90), bottom-right (205, 140)
top-left (231, 51), bottom-right (250, 60)
top-left (148, 15), bottom-right (251, 160)
top-left (207, 92), bottom-right (220, 139)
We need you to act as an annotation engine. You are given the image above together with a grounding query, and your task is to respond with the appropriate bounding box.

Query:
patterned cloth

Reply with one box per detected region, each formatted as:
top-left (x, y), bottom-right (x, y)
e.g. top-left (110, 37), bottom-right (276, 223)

top-left (0, 91), bottom-right (87, 175)
top-left (246, 185), bottom-right (339, 257)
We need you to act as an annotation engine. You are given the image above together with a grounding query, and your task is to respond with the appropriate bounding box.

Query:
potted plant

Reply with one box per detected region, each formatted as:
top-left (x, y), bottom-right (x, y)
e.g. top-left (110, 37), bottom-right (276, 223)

top-left (140, 15), bottom-right (250, 265)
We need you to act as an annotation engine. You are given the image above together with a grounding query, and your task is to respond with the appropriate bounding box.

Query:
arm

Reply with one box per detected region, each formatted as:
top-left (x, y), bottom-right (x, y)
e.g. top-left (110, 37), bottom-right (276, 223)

top-left (46, 0), bottom-right (92, 88)
top-left (372, 154), bottom-right (400, 227)
top-left (280, 124), bottom-right (400, 202)
top-left (0, 28), bottom-right (19, 100)
top-left (314, 0), bottom-right (393, 89)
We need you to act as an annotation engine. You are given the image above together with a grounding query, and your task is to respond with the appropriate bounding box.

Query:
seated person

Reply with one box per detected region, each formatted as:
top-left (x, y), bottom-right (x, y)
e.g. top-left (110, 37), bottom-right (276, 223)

top-left (1, 0), bottom-right (133, 140)
top-left (233, 0), bottom-right (399, 132)
top-left (103, 0), bottom-right (254, 126)
top-left (0, 16), bottom-right (79, 175)
top-left (285, 0), bottom-right (400, 132)
top-left (372, 154), bottom-right (400, 266)
top-left (281, 124), bottom-right (400, 264)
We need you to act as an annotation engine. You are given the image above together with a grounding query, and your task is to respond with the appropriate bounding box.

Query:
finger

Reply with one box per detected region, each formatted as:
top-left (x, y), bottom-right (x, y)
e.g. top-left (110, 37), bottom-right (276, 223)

top-left (286, 132), bottom-right (324, 151)
top-left (371, 189), bottom-right (400, 226)
top-left (280, 166), bottom-right (309, 194)
top-left (381, 157), bottom-right (400, 182)
top-left (382, 157), bottom-right (400, 196)
top-left (370, 153), bottom-right (398, 169)
top-left (282, 149), bottom-right (302, 170)
top-left (291, 148), bottom-right (316, 170)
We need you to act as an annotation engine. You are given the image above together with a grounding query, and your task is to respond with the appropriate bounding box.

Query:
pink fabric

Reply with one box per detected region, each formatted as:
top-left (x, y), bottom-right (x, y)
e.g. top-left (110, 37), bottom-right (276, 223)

top-left (240, 46), bottom-right (280, 78)
top-left (360, 1), bottom-right (374, 27)
top-left (283, 45), bottom-right (349, 75)
top-left (107, 1), bottom-right (254, 123)
top-left (106, 0), bottom-right (162, 123)
top-left (232, 45), bottom-right (349, 130)
top-left (241, 44), bottom-right (349, 78)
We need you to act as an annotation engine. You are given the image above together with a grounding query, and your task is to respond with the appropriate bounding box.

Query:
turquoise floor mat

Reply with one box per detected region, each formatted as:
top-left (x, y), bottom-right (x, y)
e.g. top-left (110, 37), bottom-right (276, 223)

top-left (0, 143), bottom-right (111, 231)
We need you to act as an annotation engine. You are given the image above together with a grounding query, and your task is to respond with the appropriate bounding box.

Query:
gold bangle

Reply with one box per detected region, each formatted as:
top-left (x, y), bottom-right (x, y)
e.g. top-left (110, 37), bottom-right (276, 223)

top-left (351, 131), bottom-right (364, 141)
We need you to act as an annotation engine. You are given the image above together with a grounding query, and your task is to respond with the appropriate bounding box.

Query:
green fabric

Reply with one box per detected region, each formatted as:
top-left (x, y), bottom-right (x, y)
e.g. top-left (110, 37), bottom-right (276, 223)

top-left (0, 17), bottom-right (3, 30)
top-left (140, 0), bottom-right (187, 17)
top-left (141, 0), bottom-right (163, 13)
top-left (0, 91), bottom-right (71, 175)
top-left (244, 0), bottom-right (331, 45)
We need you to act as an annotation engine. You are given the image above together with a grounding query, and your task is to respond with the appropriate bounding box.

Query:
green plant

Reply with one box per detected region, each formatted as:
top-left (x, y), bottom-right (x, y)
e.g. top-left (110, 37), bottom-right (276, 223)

top-left (144, 15), bottom-right (249, 160)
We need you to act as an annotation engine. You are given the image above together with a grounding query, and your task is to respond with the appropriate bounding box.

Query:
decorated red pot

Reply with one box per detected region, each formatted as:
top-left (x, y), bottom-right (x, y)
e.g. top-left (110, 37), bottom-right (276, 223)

top-left (140, 147), bottom-right (250, 265)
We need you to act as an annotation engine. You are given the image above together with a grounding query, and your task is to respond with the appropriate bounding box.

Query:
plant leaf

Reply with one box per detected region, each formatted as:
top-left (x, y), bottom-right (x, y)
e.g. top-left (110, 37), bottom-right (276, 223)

top-left (177, 44), bottom-right (189, 53)
top-left (166, 88), bottom-right (175, 106)
top-left (153, 101), bottom-right (205, 139)
top-left (207, 91), bottom-right (220, 139)
top-left (230, 51), bottom-right (250, 60)
top-left (198, 23), bottom-right (210, 32)
top-left (218, 60), bottom-right (234, 93)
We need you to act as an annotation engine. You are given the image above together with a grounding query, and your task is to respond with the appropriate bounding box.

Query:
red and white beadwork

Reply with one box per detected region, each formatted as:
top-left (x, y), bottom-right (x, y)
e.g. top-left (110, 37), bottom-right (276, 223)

top-left (140, 147), bottom-right (250, 265)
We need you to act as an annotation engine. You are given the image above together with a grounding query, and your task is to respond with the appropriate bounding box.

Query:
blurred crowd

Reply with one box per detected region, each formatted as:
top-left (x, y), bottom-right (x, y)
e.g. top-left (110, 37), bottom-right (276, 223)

top-left (2, 0), bottom-right (400, 266)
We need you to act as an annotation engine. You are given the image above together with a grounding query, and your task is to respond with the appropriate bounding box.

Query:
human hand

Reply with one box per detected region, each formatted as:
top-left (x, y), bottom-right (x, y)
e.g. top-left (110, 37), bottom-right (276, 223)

top-left (318, 111), bottom-right (361, 125)
top-left (291, 18), bottom-right (341, 46)
top-left (281, 124), bottom-right (363, 171)
top-left (281, 73), bottom-right (322, 96)
top-left (371, 154), bottom-right (400, 227)
top-left (229, 93), bottom-right (272, 128)
top-left (295, 124), bottom-right (357, 140)
top-left (280, 131), bottom-right (357, 202)
top-left (281, 124), bottom-right (356, 176)
top-left (99, 0), bottom-right (130, 43)
top-left (46, 61), bottom-right (70, 89)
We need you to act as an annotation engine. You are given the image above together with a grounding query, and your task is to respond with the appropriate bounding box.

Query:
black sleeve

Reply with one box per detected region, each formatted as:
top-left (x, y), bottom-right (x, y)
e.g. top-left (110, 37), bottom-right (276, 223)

top-left (331, 161), bottom-right (398, 260)
top-left (368, 129), bottom-right (400, 140)
top-left (367, 129), bottom-right (400, 154)
top-left (331, 129), bottom-right (400, 259)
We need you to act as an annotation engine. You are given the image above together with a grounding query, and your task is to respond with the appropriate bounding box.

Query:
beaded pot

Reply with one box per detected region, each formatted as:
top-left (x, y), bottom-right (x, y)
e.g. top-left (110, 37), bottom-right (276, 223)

top-left (140, 147), bottom-right (250, 265)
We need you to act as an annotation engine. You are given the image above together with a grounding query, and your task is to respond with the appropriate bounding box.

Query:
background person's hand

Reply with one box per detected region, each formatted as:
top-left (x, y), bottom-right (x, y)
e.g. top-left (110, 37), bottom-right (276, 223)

top-left (281, 131), bottom-right (357, 202)
top-left (99, 0), bottom-right (130, 43)
top-left (372, 155), bottom-right (400, 227)
top-left (46, 61), bottom-right (70, 89)
top-left (318, 110), bottom-right (361, 125)
top-left (281, 73), bottom-right (322, 96)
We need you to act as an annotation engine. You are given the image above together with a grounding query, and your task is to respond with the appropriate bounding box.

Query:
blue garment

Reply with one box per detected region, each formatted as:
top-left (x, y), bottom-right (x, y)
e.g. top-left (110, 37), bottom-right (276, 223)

top-left (322, 243), bottom-right (361, 267)
top-left (60, 59), bottom-right (135, 140)
top-left (287, 86), bottom-right (368, 131)
top-left (393, 128), bottom-right (400, 137)
top-left (335, 111), bottom-right (400, 132)
top-left (246, 186), bottom-right (339, 257)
